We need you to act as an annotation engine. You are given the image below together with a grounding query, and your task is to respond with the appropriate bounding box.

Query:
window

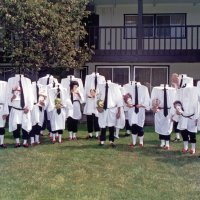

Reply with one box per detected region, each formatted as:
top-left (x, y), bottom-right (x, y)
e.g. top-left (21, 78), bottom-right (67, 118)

top-left (124, 13), bottom-right (186, 39)
top-left (156, 14), bottom-right (186, 38)
top-left (134, 66), bottom-right (169, 92)
top-left (96, 66), bottom-right (130, 86)
top-left (124, 15), bottom-right (154, 38)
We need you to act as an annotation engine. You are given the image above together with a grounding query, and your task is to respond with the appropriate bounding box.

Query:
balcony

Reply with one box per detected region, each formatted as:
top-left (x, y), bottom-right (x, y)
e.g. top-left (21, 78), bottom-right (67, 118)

top-left (87, 25), bottom-right (200, 62)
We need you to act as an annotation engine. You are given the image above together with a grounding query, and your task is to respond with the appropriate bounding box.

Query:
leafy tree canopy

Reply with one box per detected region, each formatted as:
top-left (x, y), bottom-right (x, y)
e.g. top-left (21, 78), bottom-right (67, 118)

top-left (0, 0), bottom-right (92, 70)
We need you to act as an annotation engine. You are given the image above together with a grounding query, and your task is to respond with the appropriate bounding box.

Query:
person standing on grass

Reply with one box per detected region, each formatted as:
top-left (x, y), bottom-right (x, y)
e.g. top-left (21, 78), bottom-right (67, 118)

top-left (84, 72), bottom-right (105, 140)
top-left (174, 75), bottom-right (199, 155)
top-left (97, 80), bottom-right (124, 148)
top-left (123, 81), bottom-right (150, 147)
top-left (61, 75), bottom-right (84, 140)
top-left (38, 74), bottom-right (58, 137)
top-left (48, 84), bottom-right (73, 144)
top-left (114, 84), bottom-right (125, 139)
top-left (30, 82), bottom-right (48, 146)
top-left (171, 73), bottom-right (182, 142)
top-left (151, 84), bottom-right (176, 150)
top-left (0, 81), bottom-right (9, 149)
top-left (6, 74), bottom-right (34, 148)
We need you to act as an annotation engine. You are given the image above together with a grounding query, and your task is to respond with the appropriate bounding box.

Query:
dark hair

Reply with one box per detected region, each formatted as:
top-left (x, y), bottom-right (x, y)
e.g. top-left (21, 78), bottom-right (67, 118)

top-left (70, 81), bottom-right (79, 91)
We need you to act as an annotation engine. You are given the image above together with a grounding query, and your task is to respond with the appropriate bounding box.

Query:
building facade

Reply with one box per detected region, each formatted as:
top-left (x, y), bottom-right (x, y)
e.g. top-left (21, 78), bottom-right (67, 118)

top-left (81, 0), bottom-right (200, 90)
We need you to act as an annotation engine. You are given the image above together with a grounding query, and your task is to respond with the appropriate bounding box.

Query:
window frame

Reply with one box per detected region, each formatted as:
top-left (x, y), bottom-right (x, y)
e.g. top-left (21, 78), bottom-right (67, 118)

top-left (133, 65), bottom-right (169, 91)
top-left (124, 13), bottom-right (187, 39)
top-left (95, 65), bottom-right (130, 85)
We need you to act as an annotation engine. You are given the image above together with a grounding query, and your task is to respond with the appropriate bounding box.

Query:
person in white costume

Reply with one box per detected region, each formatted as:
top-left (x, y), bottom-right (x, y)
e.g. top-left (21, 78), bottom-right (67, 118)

top-left (97, 80), bottom-right (124, 147)
top-left (0, 81), bottom-right (9, 149)
top-left (38, 74), bottom-right (58, 86)
top-left (30, 82), bottom-right (48, 145)
top-left (38, 74), bottom-right (58, 136)
top-left (123, 81), bottom-right (150, 147)
top-left (48, 84), bottom-right (73, 143)
top-left (61, 75), bottom-right (84, 140)
top-left (151, 84), bottom-right (176, 150)
top-left (171, 73), bottom-right (181, 142)
top-left (84, 72), bottom-right (105, 139)
top-left (175, 76), bottom-right (199, 154)
top-left (6, 74), bottom-right (34, 148)
top-left (114, 84), bottom-right (125, 139)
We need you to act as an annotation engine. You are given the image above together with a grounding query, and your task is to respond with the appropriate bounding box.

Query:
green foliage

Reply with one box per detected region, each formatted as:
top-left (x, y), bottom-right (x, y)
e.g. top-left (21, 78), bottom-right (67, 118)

top-left (0, 0), bottom-right (92, 70)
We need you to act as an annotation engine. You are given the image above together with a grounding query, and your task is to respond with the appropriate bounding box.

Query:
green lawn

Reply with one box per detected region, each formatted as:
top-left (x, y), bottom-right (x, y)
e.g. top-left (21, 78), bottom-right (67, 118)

top-left (0, 124), bottom-right (200, 200)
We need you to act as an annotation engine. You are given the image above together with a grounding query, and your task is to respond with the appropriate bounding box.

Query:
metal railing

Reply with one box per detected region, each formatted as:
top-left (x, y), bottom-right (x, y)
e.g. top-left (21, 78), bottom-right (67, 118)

top-left (87, 25), bottom-right (200, 53)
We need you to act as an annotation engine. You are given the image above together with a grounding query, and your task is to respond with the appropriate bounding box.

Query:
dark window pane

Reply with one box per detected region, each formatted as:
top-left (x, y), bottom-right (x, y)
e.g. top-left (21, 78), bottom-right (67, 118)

top-left (152, 68), bottom-right (168, 87)
top-left (97, 68), bottom-right (112, 81)
top-left (135, 68), bottom-right (151, 90)
top-left (113, 68), bottom-right (129, 85)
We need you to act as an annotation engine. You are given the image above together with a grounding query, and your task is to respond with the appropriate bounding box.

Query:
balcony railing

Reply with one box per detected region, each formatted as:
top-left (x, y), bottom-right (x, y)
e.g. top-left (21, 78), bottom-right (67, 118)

top-left (87, 25), bottom-right (200, 58)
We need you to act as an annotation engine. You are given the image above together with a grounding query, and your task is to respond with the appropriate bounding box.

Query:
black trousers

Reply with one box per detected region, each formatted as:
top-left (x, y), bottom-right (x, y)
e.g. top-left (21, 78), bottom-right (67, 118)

top-left (0, 128), bottom-right (5, 135)
top-left (13, 124), bottom-right (29, 140)
top-left (173, 121), bottom-right (180, 133)
top-left (29, 124), bottom-right (41, 137)
top-left (159, 134), bottom-right (170, 141)
top-left (41, 110), bottom-right (52, 132)
top-left (86, 114), bottom-right (100, 133)
top-left (181, 129), bottom-right (196, 143)
top-left (67, 117), bottom-right (78, 132)
top-left (100, 126), bottom-right (115, 142)
top-left (52, 130), bottom-right (63, 134)
top-left (125, 119), bottom-right (131, 131)
top-left (131, 124), bottom-right (144, 136)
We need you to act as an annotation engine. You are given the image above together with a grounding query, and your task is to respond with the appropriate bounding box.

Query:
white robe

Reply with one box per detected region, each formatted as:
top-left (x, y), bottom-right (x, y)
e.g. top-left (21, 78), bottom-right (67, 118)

top-left (6, 75), bottom-right (34, 132)
top-left (61, 75), bottom-right (85, 102)
top-left (31, 82), bottom-right (48, 127)
top-left (97, 81), bottom-right (124, 128)
top-left (61, 75), bottom-right (84, 120)
top-left (38, 74), bottom-right (58, 86)
top-left (48, 84), bottom-right (73, 131)
top-left (123, 82), bottom-right (150, 128)
top-left (176, 86), bottom-right (199, 133)
top-left (0, 81), bottom-right (9, 128)
top-left (151, 86), bottom-right (176, 135)
top-left (83, 72), bottom-right (105, 116)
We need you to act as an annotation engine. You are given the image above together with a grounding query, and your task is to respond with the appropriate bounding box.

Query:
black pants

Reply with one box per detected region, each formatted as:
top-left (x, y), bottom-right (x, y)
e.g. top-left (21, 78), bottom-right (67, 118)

top-left (159, 134), bottom-right (170, 141)
top-left (30, 124), bottom-right (41, 137)
top-left (13, 124), bottom-right (29, 140)
top-left (0, 128), bottom-right (5, 135)
top-left (100, 126), bottom-right (115, 142)
top-left (67, 117), bottom-right (78, 132)
top-left (41, 111), bottom-right (52, 132)
top-left (181, 129), bottom-right (196, 143)
top-left (173, 121), bottom-right (180, 133)
top-left (125, 119), bottom-right (131, 131)
top-left (52, 130), bottom-right (63, 134)
top-left (86, 114), bottom-right (100, 133)
top-left (131, 124), bottom-right (144, 136)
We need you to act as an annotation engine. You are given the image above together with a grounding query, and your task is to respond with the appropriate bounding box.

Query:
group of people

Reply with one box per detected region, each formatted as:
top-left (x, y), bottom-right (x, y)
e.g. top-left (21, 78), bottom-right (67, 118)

top-left (0, 72), bottom-right (199, 155)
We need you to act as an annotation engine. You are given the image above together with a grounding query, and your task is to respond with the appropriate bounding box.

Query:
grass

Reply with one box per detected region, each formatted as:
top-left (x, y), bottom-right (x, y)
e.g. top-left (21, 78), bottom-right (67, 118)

top-left (0, 124), bottom-right (200, 200)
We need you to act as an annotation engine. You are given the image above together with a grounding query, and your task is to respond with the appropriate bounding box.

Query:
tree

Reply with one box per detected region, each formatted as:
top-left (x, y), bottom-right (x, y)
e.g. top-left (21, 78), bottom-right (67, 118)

top-left (0, 0), bottom-right (92, 70)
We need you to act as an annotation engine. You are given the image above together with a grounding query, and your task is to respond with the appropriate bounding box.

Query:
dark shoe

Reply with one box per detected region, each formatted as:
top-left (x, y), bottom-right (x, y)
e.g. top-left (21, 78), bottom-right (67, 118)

top-left (86, 135), bottom-right (93, 139)
top-left (0, 144), bottom-right (7, 149)
top-left (23, 143), bottom-right (29, 148)
top-left (96, 136), bottom-right (100, 140)
top-left (99, 143), bottom-right (104, 146)
top-left (110, 143), bottom-right (116, 148)
top-left (15, 143), bottom-right (21, 148)
top-left (124, 133), bottom-right (130, 137)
